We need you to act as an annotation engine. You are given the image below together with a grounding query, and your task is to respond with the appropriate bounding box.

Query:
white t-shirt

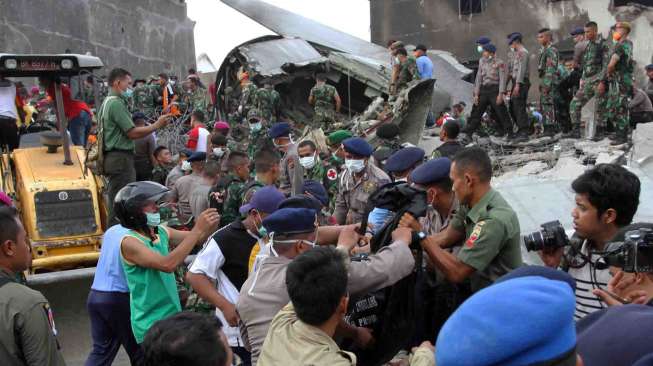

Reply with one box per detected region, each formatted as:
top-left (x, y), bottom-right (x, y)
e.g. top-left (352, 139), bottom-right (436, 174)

top-left (196, 127), bottom-right (209, 153)
top-left (0, 82), bottom-right (17, 119)
top-left (565, 241), bottom-right (611, 320)
top-left (188, 235), bottom-right (243, 347)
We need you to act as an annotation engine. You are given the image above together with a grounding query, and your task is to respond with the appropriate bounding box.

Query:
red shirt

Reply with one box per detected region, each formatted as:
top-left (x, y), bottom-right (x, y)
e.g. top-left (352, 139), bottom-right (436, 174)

top-left (186, 126), bottom-right (202, 150)
top-left (46, 84), bottom-right (91, 120)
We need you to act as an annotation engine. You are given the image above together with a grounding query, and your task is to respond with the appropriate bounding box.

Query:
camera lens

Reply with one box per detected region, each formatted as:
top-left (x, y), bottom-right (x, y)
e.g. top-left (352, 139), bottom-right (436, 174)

top-left (524, 231), bottom-right (544, 252)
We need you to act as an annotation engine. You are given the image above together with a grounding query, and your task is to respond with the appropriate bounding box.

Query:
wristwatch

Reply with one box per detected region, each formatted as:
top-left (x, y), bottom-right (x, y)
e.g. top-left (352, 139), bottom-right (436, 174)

top-left (416, 231), bottom-right (427, 240)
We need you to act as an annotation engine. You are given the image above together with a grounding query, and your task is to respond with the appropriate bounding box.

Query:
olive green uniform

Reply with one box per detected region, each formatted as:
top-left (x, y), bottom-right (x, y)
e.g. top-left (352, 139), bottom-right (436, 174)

top-left (240, 82), bottom-right (258, 119)
top-left (131, 85), bottom-right (157, 117)
top-left (395, 56), bottom-right (420, 93)
top-left (0, 270), bottom-right (65, 366)
top-left (254, 87), bottom-right (280, 123)
top-left (334, 163), bottom-right (391, 225)
top-left (309, 83), bottom-right (339, 130)
top-left (221, 175), bottom-right (247, 226)
top-left (449, 189), bottom-right (523, 292)
top-left (184, 87), bottom-right (210, 116)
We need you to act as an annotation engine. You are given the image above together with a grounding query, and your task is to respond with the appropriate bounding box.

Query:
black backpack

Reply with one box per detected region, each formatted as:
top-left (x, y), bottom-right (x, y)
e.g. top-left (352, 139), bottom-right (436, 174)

top-left (345, 183), bottom-right (427, 366)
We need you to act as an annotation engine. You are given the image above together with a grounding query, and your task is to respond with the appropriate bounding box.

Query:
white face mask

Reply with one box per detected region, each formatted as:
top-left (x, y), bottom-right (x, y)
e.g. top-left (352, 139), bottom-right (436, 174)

top-left (250, 122), bottom-right (262, 132)
top-left (213, 147), bottom-right (225, 158)
top-left (395, 176), bottom-right (408, 183)
top-left (394, 56), bottom-right (400, 64)
top-left (345, 159), bottom-right (365, 173)
top-left (476, 45), bottom-right (484, 53)
top-left (299, 153), bottom-right (317, 169)
top-left (181, 160), bottom-right (191, 171)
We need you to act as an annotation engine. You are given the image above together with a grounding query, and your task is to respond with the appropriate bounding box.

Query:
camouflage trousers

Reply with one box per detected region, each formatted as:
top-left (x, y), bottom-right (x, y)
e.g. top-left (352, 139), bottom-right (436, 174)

top-left (569, 77), bottom-right (608, 129)
top-left (539, 88), bottom-right (556, 127)
top-left (312, 108), bottom-right (336, 131)
top-left (605, 79), bottom-right (631, 133)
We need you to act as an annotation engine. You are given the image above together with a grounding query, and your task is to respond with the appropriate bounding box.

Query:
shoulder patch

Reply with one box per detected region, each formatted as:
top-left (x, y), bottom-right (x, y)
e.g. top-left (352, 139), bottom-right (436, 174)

top-left (327, 168), bottom-right (338, 180)
top-left (43, 303), bottom-right (58, 336)
top-left (465, 221), bottom-right (486, 248)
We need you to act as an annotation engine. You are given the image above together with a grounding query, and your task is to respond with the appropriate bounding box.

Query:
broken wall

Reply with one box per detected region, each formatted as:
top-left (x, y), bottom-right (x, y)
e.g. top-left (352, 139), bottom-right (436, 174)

top-left (0, 0), bottom-right (196, 78)
top-left (371, 0), bottom-right (653, 97)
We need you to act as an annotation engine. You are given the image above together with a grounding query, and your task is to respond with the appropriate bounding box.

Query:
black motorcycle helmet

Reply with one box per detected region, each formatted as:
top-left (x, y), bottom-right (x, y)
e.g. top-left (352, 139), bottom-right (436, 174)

top-left (114, 181), bottom-right (169, 232)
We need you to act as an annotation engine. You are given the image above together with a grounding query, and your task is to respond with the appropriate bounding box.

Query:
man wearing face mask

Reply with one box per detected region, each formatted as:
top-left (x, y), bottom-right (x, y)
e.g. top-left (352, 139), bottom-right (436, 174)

top-left (101, 68), bottom-right (172, 224)
top-left (384, 147), bottom-right (425, 182)
top-left (246, 111), bottom-right (269, 160)
top-left (115, 182), bottom-right (220, 344)
top-left (187, 186), bottom-right (284, 365)
top-left (334, 137), bottom-right (391, 225)
top-left (297, 140), bottom-right (337, 199)
top-left (165, 149), bottom-right (192, 190)
top-left (269, 122), bottom-right (299, 195)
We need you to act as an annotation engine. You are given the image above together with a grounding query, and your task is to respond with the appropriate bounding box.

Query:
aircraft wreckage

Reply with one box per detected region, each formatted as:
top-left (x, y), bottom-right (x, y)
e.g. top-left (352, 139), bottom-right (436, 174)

top-left (214, 0), bottom-right (473, 147)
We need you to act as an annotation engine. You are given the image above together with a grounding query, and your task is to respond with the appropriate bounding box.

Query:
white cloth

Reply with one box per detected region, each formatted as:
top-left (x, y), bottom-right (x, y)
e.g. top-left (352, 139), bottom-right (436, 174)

top-left (0, 82), bottom-right (17, 119)
top-left (196, 127), bottom-right (209, 153)
top-left (188, 237), bottom-right (244, 347)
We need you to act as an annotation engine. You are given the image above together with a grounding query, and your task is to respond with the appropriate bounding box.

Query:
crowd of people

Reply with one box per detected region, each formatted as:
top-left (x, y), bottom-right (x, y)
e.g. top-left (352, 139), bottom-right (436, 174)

top-left (1, 18), bottom-right (653, 366)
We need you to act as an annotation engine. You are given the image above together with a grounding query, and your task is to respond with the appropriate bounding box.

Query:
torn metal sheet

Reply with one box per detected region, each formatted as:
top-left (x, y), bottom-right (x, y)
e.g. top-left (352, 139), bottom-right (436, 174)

top-left (238, 37), bottom-right (327, 77)
top-left (327, 52), bottom-right (390, 96)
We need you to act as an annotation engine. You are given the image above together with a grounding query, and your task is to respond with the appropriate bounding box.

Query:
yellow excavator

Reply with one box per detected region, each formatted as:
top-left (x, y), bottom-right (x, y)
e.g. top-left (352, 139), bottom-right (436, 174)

top-left (0, 53), bottom-right (107, 281)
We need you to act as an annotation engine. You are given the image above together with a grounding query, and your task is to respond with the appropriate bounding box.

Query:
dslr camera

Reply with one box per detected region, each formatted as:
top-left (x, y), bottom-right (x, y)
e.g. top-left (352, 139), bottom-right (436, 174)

top-left (598, 228), bottom-right (653, 273)
top-left (523, 220), bottom-right (571, 252)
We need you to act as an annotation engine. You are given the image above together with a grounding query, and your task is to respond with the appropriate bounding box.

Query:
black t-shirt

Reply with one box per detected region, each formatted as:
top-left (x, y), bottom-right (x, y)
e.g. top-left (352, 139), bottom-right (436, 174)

top-left (214, 219), bottom-right (258, 290)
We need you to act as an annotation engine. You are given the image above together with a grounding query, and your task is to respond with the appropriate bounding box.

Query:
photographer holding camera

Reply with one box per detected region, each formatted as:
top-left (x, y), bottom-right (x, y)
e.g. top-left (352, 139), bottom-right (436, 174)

top-left (538, 164), bottom-right (641, 319)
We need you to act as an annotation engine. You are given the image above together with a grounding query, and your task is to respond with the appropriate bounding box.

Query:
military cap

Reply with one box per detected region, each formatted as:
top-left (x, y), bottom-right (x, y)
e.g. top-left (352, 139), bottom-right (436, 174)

top-left (186, 151), bottom-right (206, 162)
top-left (262, 207), bottom-right (318, 235)
top-left (214, 121), bottom-right (230, 132)
top-left (494, 265), bottom-right (576, 291)
top-left (482, 43), bottom-right (497, 53)
top-left (327, 130), bottom-right (353, 146)
top-left (342, 137), bottom-right (373, 157)
top-left (390, 41), bottom-right (404, 50)
top-left (385, 147), bottom-right (425, 173)
top-left (301, 180), bottom-right (329, 207)
top-left (278, 195), bottom-right (323, 212)
top-left (577, 305), bottom-right (653, 366)
top-left (506, 32), bottom-right (520, 39)
top-left (507, 32), bottom-right (522, 45)
top-left (569, 26), bottom-right (584, 36)
top-left (476, 36), bottom-right (492, 45)
top-left (239, 185), bottom-right (285, 215)
top-left (646, 64), bottom-right (653, 71)
top-left (131, 112), bottom-right (146, 121)
top-left (436, 276), bottom-right (577, 366)
top-left (376, 123), bottom-right (400, 139)
top-left (268, 122), bottom-right (291, 138)
top-left (247, 109), bottom-right (260, 121)
top-left (410, 158), bottom-right (451, 185)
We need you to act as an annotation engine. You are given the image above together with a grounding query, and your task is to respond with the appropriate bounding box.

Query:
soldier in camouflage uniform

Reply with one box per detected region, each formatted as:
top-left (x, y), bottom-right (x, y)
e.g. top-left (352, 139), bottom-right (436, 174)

top-left (297, 140), bottom-right (338, 204)
top-left (537, 28), bottom-right (560, 136)
top-left (567, 22), bottom-right (610, 139)
top-left (246, 110), bottom-right (271, 160)
top-left (220, 151), bottom-right (251, 227)
top-left (254, 82), bottom-right (281, 124)
top-left (131, 79), bottom-right (157, 117)
top-left (394, 47), bottom-right (420, 95)
top-left (308, 74), bottom-right (341, 130)
top-left (605, 22), bottom-right (635, 145)
top-left (238, 72), bottom-right (258, 122)
top-left (325, 130), bottom-right (351, 213)
top-left (184, 75), bottom-right (210, 118)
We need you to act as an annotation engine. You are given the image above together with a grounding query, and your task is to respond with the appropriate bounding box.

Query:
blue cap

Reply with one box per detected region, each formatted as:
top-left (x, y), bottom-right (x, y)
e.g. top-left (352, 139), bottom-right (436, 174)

top-left (476, 36), bottom-right (491, 45)
top-left (436, 276), bottom-right (577, 366)
top-left (342, 137), bottom-right (373, 157)
top-left (384, 147), bottom-right (425, 173)
top-left (570, 26), bottom-right (584, 36)
top-left (646, 64), bottom-right (653, 71)
top-left (268, 122), bottom-right (291, 138)
top-left (278, 195), bottom-right (323, 212)
top-left (262, 207), bottom-right (317, 235)
top-left (508, 32), bottom-right (522, 45)
top-left (410, 158), bottom-right (451, 185)
top-left (577, 305), bottom-right (653, 366)
top-left (301, 180), bottom-right (329, 207)
top-left (239, 185), bottom-right (285, 215)
top-left (132, 111), bottom-right (146, 121)
top-left (495, 265), bottom-right (576, 292)
top-left (186, 151), bottom-right (206, 162)
top-left (634, 353), bottom-right (653, 366)
top-left (483, 43), bottom-right (497, 53)
top-left (179, 148), bottom-right (193, 158)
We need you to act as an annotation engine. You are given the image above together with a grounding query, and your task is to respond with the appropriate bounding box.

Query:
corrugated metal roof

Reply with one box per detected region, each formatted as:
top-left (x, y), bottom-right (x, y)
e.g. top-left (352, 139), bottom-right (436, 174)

top-left (238, 37), bottom-right (327, 77)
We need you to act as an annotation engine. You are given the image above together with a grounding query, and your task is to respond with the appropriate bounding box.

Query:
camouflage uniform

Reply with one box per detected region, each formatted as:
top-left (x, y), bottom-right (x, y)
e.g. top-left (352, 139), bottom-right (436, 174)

top-left (131, 84), bottom-right (157, 117)
top-left (569, 37), bottom-right (610, 131)
top-left (334, 163), bottom-right (391, 225)
top-left (538, 44), bottom-right (559, 128)
top-left (221, 175), bottom-right (247, 227)
top-left (151, 163), bottom-right (174, 186)
top-left (185, 87), bottom-right (210, 116)
top-left (254, 87), bottom-right (281, 123)
top-left (241, 180), bottom-right (265, 208)
top-left (247, 126), bottom-right (270, 160)
top-left (605, 39), bottom-right (634, 136)
top-left (303, 159), bottom-right (338, 203)
top-left (309, 83), bottom-right (339, 130)
top-left (240, 82), bottom-right (258, 119)
top-left (395, 56), bottom-right (420, 93)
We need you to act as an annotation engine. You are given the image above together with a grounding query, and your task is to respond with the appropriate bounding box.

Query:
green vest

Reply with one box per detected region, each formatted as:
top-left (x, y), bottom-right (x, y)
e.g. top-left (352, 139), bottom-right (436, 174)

top-left (121, 226), bottom-right (181, 343)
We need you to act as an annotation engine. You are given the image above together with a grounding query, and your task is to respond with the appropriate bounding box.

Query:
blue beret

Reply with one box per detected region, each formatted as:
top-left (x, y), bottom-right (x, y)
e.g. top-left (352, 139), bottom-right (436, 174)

top-left (262, 207), bottom-right (317, 235)
top-left (410, 158), bottom-right (451, 185)
top-left (239, 185), bottom-right (285, 215)
top-left (634, 353), bottom-right (653, 366)
top-left (278, 195), bottom-right (323, 212)
top-left (342, 137), bottom-right (373, 157)
top-left (577, 305), bottom-right (653, 366)
top-left (570, 26), bottom-right (584, 36)
top-left (385, 147), bottom-right (425, 172)
top-left (186, 151), bottom-right (206, 162)
top-left (268, 122), bottom-right (291, 138)
top-left (495, 265), bottom-right (576, 291)
top-left (646, 64), bottom-right (653, 71)
top-left (436, 277), bottom-right (576, 366)
top-left (476, 36), bottom-right (491, 45)
top-left (301, 180), bottom-right (329, 207)
top-left (508, 33), bottom-right (522, 45)
top-left (483, 43), bottom-right (497, 53)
